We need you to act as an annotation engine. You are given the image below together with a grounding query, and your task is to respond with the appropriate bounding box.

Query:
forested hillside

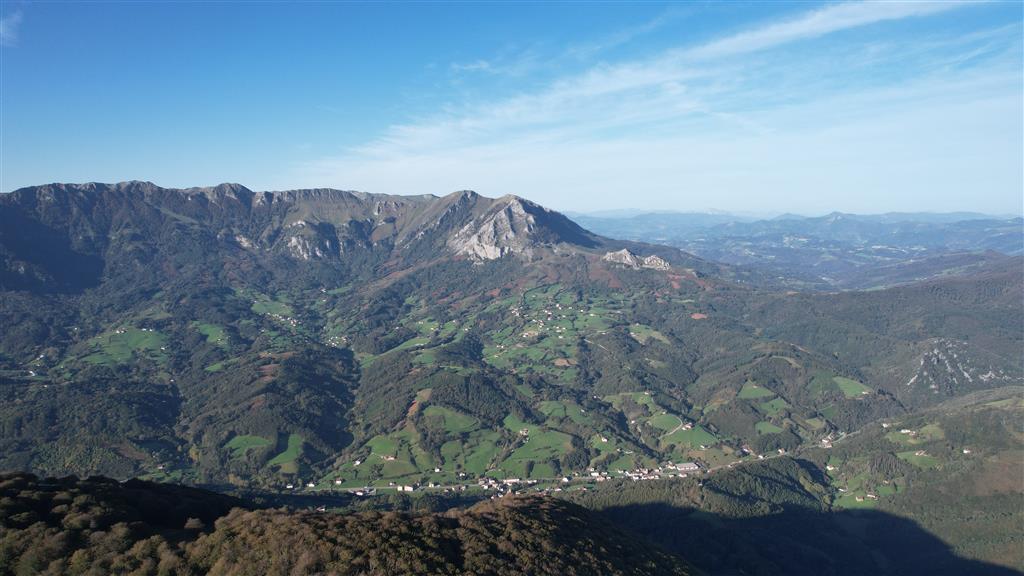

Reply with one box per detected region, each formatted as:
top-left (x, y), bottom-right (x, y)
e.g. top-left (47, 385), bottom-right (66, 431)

top-left (1, 182), bottom-right (1020, 495)
top-left (0, 472), bottom-right (691, 576)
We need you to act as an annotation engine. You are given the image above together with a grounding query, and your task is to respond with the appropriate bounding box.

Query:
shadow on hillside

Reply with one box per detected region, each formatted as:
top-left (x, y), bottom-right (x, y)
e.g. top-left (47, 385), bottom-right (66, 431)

top-left (600, 502), bottom-right (1021, 576)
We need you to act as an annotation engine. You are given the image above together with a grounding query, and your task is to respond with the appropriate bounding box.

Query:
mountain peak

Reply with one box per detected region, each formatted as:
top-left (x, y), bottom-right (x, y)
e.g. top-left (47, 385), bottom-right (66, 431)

top-left (446, 192), bottom-right (598, 261)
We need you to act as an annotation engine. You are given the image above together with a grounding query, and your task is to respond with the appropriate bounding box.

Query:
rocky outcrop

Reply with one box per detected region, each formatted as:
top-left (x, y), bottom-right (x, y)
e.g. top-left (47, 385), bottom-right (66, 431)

top-left (641, 255), bottom-right (671, 271)
top-left (602, 249), bottom-right (641, 268)
top-left (602, 249), bottom-right (671, 271)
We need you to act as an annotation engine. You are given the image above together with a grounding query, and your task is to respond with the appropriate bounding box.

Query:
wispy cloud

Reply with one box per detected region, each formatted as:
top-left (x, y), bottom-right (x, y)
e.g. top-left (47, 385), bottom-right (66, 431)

top-left (565, 8), bottom-right (683, 60)
top-left (684, 1), bottom-right (965, 60)
top-left (291, 1), bottom-right (1020, 214)
top-left (449, 45), bottom-right (543, 79)
top-left (1, 10), bottom-right (23, 47)
top-left (450, 59), bottom-right (493, 73)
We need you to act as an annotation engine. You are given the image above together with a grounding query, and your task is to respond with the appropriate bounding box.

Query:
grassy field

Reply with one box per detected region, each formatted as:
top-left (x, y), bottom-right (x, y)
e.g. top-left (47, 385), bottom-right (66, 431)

top-left (82, 328), bottom-right (167, 365)
top-left (194, 322), bottom-right (228, 347)
top-left (759, 397), bottom-right (790, 416)
top-left (755, 421), bottom-right (784, 435)
top-left (422, 405), bottom-right (478, 433)
top-left (648, 413), bottom-right (683, 431)
top-left (803, 417), bottom-right (826, 430)
top-left (833, 492), bottom-right (878, 509)
top-left (605, 392), bottom-right (659, 412)
top-left (225, 435), bottom-right (271, 458)
top-left (538, 400), bottom-right (593, 427)
top-left (366, 435), bottom-right (398, 457)
top-left (662, 425), bottom-right (718, 449)
top-left (629, 324), bottom-right (671, 345)
top-left (833, 376), bottom-right (872, 398)
top-left (738, 381), bottom-right (775, 400)
top-left (269, 434), bottom-right (304, 473)
top-left (897, 450), bottom-right (941, 468)
top-left (251, 295), bottom-right (294, 317)
top-left (496, 428), bottom-right (571, 479)
top-left (390, 336), bottom-right (431, 353)
top-left (462, 435), bottom-right (500, 474)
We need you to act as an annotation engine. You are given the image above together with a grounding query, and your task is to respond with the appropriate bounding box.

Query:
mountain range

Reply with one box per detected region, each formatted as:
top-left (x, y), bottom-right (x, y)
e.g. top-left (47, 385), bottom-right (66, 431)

top-left (571, 210), bottom-right (1023, 290)
top-left (1, 181), bottom-right (1021, 574)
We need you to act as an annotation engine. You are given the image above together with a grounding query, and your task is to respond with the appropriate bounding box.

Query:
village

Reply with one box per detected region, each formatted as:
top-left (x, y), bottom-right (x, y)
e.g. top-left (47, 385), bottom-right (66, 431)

top-left (278, 459), bottom-right (719, 500)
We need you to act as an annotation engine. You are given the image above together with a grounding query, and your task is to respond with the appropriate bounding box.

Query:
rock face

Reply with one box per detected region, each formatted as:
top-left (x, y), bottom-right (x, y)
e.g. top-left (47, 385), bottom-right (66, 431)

top-left (602, 249), bottom-right (671, 271)
top-left (602, 249), bottom-right (641, 268)
top-left (448, 196), bottom-right (554, 261)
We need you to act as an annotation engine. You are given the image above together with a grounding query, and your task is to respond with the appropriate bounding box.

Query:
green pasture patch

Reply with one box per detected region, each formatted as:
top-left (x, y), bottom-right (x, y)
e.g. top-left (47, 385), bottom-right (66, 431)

top-left (413, 349), bottom-right (438, 365)
top-left (662, 426), bottom-right (718, 449)
top-left (628, 324), bottom-right (671, 345)
top-left (605, 392), bottom-right (659, 411)
top-left (83, 328), bottom-right (168, 365)
top-left (366, 435), bottom-right (398, 457)
top-left (834, 376), bottom-right (872, 398)
top-left (608, 454), bottom-right (636, 472)
top-left (391, 336), bottom-right (430, 353)
top-left (820, 405), bottom-right (838, 421)
top-left (759, 397), bottom-right (790, 416)
top-left (503, 414), bottom-right (535, 434)
top-left (897, 450), bottom-right (941, 468)
top-left (538, 401), bottom-right (568, 419)
top-left (513, 383), bottom-right (535, 399)
top-left (382, 459), bottom-right (419, 478)
top-left (756, 421), bottom-right (784, 435)
top-left (648, 413), bottom-right (683, 431)
top-left (834, 493), bottom-right (877, 509)
top-left (422, 405), bottom-right (478, 433)
top-left (590, 434), bottom-right (617, 454)
top-left (802, 417), bottom-right (825, 430)
top-left (268, 432), bottom-right (303, 469)
top-left (225, 435), bottom-right (271, 458)
top-left (738, 381), bottom-right (775, 400)
top-left (918, 423), bottom-right (945, 441)
top-left (498, 429), bottom-right (571, 478)
top-left (876, 484), bottom-right (898, 497)
top-left (194, 322), bottom-right (228, 346)
top-left (463, 435), bottom-right (500, 474)
top-left (251, 295), bottom-right (293, 317)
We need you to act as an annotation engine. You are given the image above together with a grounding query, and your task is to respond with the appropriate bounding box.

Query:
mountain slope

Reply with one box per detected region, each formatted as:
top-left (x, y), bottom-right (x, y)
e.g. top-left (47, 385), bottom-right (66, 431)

top-left (0, 472), bottom-right (692, 576)
top-left (0, 182), bottom-right (1020, 491)
top-left (569, 389), bottom-right (1024, 575)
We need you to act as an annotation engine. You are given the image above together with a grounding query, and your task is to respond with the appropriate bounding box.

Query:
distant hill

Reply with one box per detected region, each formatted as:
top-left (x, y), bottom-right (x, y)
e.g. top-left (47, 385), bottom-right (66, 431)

top-left (571, 210), bottom-right (1023, 290)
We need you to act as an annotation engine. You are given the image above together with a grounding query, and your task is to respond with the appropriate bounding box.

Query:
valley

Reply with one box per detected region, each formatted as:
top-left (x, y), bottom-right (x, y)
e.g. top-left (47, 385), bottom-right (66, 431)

top-left (0, 182), bottom-right (1020, 575)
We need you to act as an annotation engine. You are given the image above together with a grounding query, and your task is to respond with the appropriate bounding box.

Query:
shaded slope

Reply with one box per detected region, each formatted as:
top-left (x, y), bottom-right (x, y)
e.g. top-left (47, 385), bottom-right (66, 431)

top-left (0, 472), bottom-right (691, 576)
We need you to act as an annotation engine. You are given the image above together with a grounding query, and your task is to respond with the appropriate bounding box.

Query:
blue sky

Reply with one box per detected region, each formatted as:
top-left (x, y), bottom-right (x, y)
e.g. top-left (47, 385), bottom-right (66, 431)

top-left (1, 1), bottom-right (1021, 215)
